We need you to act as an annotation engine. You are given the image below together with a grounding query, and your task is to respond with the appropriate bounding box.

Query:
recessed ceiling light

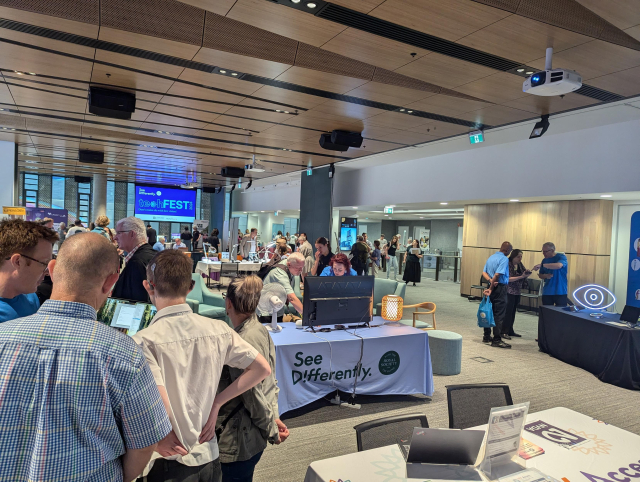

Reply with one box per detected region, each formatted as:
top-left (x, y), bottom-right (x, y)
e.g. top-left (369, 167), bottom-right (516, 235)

top-left (352, 206), bottom-right (358, 209)
top-left (291, 0), bottom-right (300, 3)
top-left (384, 214), bottom-right (388, 217)
top-left (243, 211), bottom-right (248, 213)
top-left (14, 71), bottom-right (23, 75)
top-left (517, 68), bottom-right (525, 73)
top-left (407, 110), bottom-right (413, 113)
top-left (307, 2), bottom-right (316, 7)
top-left (261, 211), bottom-right (265, 212)
top-left (276, 109), bottom-right (281, 112)
top-left (284, 111), bottom-right (289, 114)
top-left (231, 72), bottom-right (238, 76)
top-left (440, 202), bottom-right (448, 205)
top-left (399, 109), bottom-right (405, 112)
top-left (510, 199), bottom-right (519, 202)
top-left (28, 72), bottom-right (36, 76)
top-left (220, 70), bottom-right (226, 74)
top-left (600, 194), bottom-right (612, 198)
top-left (420, 217), bottom-right (424, 219)
top-left (525, 71), bottom-right (533, 75)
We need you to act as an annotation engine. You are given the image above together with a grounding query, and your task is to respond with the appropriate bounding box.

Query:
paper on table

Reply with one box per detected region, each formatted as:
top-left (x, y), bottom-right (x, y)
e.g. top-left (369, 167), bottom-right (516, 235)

top-left (479, 402), bottom-right (529, 477)
top-left (498, 468), bottom-right (559, 482)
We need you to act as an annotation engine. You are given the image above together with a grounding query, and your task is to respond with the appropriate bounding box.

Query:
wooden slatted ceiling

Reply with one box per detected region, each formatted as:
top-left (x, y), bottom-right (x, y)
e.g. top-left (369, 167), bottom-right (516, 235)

top-left (0, 0), bottom-right (639, 186)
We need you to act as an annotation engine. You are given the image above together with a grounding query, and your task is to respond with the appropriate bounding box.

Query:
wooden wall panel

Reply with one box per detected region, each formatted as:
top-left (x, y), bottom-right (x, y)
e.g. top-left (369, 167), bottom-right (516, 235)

top-left (461, 200), bottom-right (613, 297)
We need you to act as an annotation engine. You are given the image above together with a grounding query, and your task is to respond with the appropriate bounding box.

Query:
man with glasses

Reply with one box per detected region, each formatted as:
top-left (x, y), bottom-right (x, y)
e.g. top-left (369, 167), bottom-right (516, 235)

top-left (0, 219), bottom-right (58, 322)
top-left (112, 216), bottom-right (156, 302)
top-left (534, 242), bottom-right (568, 306)
top-left (0, 232), bottom-right (171, 481)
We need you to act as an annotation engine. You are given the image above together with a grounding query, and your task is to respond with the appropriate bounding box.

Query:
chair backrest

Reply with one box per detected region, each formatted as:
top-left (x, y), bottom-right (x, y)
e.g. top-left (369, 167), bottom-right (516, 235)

top-left (446, 384), bottom-right (513, 429)
top-left (220, 263), bottom-right (238, 277)
top-left (188, 273), bottom-right (204, 303)
top-left (353, 413), bottom-right (429, 452)
top-left (373, 278), bottom-right (398, 306)
top-left (479, 275), bottom-right (489, 286)
top-left (527, 278), bottom-right (541, 294)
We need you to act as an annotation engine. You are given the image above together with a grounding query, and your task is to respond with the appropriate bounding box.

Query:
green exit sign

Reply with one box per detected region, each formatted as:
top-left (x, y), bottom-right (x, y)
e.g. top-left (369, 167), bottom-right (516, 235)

top-left (307, 168), bottom-right (312, 176)
top-left (384, 206), bottom-right (393, 214)
top-left (469, 130), bottom-right (484, 144)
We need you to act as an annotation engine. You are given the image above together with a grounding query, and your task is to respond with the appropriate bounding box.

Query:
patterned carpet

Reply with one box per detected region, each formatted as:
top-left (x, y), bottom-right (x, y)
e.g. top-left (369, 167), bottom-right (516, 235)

top-left (254, 277), bottom-right (640, 482)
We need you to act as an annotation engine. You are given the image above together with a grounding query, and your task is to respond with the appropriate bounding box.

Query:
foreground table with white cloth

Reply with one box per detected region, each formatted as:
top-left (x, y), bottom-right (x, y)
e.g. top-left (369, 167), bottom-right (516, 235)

top-left (195, 260), bottom-right (264, 274)
top-left (304, 407), bottom-right (640, 482)
top-left (271, 318), bottom-right (433, 415)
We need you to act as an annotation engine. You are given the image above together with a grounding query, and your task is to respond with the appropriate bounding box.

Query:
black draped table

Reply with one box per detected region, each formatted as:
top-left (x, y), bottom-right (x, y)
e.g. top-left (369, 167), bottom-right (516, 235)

top-left (538, 306), bottom-right (640, 390)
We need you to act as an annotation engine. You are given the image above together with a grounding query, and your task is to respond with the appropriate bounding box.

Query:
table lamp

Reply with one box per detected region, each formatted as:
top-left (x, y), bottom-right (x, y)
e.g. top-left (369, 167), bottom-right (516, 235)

top-left (381, 295), bottom-right (403, 322)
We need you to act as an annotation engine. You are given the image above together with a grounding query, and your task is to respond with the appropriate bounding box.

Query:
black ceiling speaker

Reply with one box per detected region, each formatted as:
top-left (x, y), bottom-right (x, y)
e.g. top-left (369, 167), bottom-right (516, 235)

top-left (331, 130), bottom-right (363, 148)
top-left (88, 86), bottom-right (136, 120)
top-left (221, 167), bottom-right (245, 178)
top-left (74, 175), bottom-right (91, 183)
top-left (78, 149), bottom-right (104, 164)
top-left (319, 133), bottom-right (349, 152)
top-left (202, 187), bottom-right (217, 194)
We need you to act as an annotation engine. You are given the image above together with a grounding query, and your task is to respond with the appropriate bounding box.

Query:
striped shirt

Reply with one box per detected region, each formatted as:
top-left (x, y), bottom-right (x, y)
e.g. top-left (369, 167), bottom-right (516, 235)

top-left (0, 300), bottom-right (172, 482)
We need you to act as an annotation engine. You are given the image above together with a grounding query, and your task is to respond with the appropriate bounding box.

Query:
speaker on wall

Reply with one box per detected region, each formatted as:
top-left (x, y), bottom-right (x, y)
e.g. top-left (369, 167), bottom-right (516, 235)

top-left (88, 87), bottom-right (136, 120)
top-left (319, 133), bottom-right (349, 152)
top-left (74, 176), bottom-right (91, 183)
top-left (78, 150), bottom-right (104, 164)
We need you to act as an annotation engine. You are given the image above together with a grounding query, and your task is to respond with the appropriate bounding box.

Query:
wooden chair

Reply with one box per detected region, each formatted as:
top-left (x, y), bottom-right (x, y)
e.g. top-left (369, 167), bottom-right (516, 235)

top-left (403, 302), bottom-right (437, 330)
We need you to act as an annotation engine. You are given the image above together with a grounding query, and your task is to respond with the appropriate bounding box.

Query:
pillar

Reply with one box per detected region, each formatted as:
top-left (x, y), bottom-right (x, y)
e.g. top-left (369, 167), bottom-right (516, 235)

top-left (92, 173), bottom-right (107, 222)
top-left (299, 165), bottom-right (333, 246)
top-left (0, 141), bottom-right (17, 209)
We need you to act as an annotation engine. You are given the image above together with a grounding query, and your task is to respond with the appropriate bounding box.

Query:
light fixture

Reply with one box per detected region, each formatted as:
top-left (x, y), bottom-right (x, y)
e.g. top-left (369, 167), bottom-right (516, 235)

top-left (399, 108), bottom-right (405, 112)
top-left (243, 211), bottom-right (248, 214)
top-left (261, 210), bottom-right (265, 213)
top-left (328, 163), bottom-right (335, 178)
top-left (440, 202), bottom-right (448, 205)
top-left (306, 2), bottom-right (316, 7)
top-left (407, 110), bottom-right (413, 113)
top-left (381, 295), bottom-right (403, 321)
top-left (600, 194), bottom-right (612, 198)
top-left (220, 70), bottom-right (226, 74)
top-left (384, 214), bottom-right (389, 217)
top-left (525, 71), bottom-right (534, 75)
top-left (510, 199), bottom-right (519, 202)
top-left (276, 110), bottom-right (281, 112)
top-left (14, 71), bottom-right (23, 75)
top-left (291, 0), bottom-right (301, 3)
top-left (353, 206), bottom-right (358, 209)
top-left (530, 114), bottom-right (550, 139)
top-left (28, 72), bottom-right (36, 75)
top-left (517, 68), bottom-right (525, 73)
top-left (231, 72), bottom-right (238, 76)
top-left (284, 111), bottom-right (289, 114)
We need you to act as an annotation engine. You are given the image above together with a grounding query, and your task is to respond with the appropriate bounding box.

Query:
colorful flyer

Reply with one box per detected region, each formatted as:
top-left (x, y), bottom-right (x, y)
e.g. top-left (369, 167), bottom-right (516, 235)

top-left (524, 421), bottom-right (588, 449)
top-left (518, 439), bottom-right (545, 460)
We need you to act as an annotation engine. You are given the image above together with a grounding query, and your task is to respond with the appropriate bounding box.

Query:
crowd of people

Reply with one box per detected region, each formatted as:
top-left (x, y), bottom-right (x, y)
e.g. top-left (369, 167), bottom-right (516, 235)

top-left (481, 241), bottom-right (568, 349)
top-left (0, 217), bottom-right (290, 482)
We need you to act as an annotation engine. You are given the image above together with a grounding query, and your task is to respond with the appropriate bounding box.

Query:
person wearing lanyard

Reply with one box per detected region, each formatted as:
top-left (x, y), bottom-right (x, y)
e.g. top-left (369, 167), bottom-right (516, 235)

top-left (482, 241), bottom-right (513, 349)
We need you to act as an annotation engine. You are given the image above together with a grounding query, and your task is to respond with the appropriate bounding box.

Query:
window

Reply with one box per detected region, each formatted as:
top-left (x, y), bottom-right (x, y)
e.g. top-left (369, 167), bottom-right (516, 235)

top-left (24, 173), bottom-right (38, 207)
top-left (77, 182), bottom-right (91, 224)
top-left (233, 214), bottom-right (248, 234)
top-left (106, 181), bottom-right (115, 227)
top-left (51, 176), bottom-right (65, 209)
top-left (127, 183), bottom-right (135, 217)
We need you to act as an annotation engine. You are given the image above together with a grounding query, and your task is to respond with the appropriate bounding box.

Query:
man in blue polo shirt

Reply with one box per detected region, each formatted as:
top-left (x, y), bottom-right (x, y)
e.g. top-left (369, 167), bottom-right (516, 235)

top-left (482, 241), bottom-right (513, 349)
top-left (534, 242), bottom-right (568, 306)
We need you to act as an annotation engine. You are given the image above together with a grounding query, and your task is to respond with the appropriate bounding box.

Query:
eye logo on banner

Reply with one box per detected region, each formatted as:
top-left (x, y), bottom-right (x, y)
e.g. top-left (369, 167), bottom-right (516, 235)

top-left (572, 284), bottom-right (616, 309)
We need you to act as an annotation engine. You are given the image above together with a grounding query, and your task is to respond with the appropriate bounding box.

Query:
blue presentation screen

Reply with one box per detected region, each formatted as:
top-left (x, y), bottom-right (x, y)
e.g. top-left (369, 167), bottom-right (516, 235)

top-left (134, 185), bottom-right (196, 222)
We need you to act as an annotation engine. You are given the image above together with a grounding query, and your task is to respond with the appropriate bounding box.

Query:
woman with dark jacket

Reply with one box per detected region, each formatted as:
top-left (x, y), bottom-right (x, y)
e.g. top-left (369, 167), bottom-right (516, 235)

top-left (217, 276), bottom-right (289, 481)
top-left (402, 239), bottom-right (423, 286)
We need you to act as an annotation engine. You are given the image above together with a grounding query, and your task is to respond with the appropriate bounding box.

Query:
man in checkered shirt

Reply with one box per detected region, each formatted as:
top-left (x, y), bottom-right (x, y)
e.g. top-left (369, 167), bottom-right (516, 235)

top-left (0, 232), bottom-right (172, 482)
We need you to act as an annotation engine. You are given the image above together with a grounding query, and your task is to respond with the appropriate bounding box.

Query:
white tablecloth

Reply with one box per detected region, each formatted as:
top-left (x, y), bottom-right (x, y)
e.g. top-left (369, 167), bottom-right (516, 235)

top-left (271, 319), bottom-right (433, 415)
top-left (304, 407), bottom-right (640, 482)
top-left (195, 260), bottom-right (263, 276)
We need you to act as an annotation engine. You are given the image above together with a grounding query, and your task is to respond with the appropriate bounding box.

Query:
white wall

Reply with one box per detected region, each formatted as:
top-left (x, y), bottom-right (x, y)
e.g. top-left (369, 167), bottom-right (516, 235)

top-left (358, 221), bottom-right (382, 242)
top-left (334, 118), bottom-right (640, 208)
top-left (0, 141), bottom-right (15, 209)
top-left (233, 183), bottom-right (300, 212)
top-left (609, 201), bottom-right (640, 306)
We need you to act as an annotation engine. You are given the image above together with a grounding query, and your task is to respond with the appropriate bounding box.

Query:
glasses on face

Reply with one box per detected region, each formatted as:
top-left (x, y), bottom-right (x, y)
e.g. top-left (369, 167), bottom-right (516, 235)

top-left (6, 253), bottom-right (51, 273)
top-left (115, 230), bottom-right (131, 236)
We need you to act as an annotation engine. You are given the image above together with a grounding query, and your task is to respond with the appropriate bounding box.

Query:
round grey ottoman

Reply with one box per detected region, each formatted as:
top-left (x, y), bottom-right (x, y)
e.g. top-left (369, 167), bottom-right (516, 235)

top-left (428, 330), bottom-right (462, 376)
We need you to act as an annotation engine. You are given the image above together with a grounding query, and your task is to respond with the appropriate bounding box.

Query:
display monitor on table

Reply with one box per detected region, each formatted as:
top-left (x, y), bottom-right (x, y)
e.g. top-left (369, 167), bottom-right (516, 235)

top-left (97, 298), bottom-right (157, 336)
top-left (302, 275), bottom-right (373, 330)
top-left (134, 184), bottom-right (196, 222)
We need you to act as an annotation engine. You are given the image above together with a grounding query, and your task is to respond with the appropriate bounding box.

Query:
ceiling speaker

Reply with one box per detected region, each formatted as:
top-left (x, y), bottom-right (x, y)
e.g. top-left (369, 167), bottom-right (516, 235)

top-left (221, 167), bottom-right (245, 178)
top-left (74, 176), bottom-right (91, 183)
top-left (79, 150), bottom-right (104, 164)
top-left (88, 87), bottom-right (136, 120)
top-left (331, 130), bottom-right (363, 148)
top-left (319, 133), bottom-right (349, 152)
top-left (202, 187), bottom-right (217, 194)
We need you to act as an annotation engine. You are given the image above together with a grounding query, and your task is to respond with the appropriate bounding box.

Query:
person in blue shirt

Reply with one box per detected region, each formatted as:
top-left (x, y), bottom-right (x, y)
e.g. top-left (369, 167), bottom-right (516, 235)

top-left (0, 219), bottom-right (59, 323)
top-left (534, 242), bottom-right (568, 306)
top-left (482, 241), bottom-right (513, 349)
top-left (320, 253), bottom-right (357, 276)
top-left (153, 236), bottom-right (166, 252)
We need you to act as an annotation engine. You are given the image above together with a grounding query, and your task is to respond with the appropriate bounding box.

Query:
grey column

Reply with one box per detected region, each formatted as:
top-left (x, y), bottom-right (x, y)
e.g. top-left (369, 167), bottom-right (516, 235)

top-left (299, 166), bottom-right (333, 245)
top-left (92, 173), bottom-right (107, 221)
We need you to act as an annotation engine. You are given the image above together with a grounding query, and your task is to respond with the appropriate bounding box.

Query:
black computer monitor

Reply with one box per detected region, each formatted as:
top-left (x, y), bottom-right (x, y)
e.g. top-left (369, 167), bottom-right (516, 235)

top-left (302, 275), bottom-right (374, 328)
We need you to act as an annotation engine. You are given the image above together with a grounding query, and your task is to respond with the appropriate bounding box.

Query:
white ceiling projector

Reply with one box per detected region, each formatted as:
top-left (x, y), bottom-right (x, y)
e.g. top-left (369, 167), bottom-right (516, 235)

top-left (523, 48), bottom-right (582, 96)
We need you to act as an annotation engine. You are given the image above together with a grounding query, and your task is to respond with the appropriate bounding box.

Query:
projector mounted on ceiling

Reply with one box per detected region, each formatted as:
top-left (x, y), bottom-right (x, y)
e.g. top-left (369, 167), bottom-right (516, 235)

top-left (180, 182), bottom-right (198, 189)
top-left (523, 48), bottom-right (582, 97)
top-left (245, 155), bottom-right (266, 172)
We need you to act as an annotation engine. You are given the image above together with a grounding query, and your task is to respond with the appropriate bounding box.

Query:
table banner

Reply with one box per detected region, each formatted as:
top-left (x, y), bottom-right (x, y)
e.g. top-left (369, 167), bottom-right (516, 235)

top-left (273, 322), bottom-right (433, 414)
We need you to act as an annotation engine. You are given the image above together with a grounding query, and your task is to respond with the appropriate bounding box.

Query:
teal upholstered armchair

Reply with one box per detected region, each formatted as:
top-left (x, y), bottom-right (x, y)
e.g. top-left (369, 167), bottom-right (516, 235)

top-left (373, 278), bottom-right (406, 316)
top-left (187, 273), bottom-right (228, 321)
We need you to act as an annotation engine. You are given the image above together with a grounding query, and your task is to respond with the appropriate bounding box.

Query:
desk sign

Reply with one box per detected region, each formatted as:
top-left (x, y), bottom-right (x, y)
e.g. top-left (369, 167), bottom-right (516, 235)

top-left (469, 130), bottom-right (484, 144)
top-left (3, 206), bottom-right (26, 215)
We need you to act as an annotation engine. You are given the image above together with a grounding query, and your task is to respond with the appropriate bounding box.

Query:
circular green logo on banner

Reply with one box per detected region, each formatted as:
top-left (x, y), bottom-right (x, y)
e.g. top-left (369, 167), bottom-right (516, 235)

top-left (379, 351), bottom-right (400, 375)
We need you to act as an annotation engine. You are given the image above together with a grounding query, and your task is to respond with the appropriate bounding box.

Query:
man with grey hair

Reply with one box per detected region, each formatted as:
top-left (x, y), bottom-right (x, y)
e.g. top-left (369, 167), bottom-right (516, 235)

top-left (258, 252), bottom-right (304, 324)
top-left (534, 242), bottom-right (568, 306)
top-left (112, 216), bottom-right (156, 302)
top-left (0, 233), bottom-right (172, 481)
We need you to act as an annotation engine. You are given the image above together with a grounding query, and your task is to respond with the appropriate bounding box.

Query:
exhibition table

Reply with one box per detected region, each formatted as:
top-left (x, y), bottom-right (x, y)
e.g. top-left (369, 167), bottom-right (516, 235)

top-left (270, 318), bottom-right (433, 415)
top-left (538, 306), bottom-right (640, 390)
top-left (196, 260), bottom-right (264, 283)
top-left (304, 407), bottom-right (640, 482)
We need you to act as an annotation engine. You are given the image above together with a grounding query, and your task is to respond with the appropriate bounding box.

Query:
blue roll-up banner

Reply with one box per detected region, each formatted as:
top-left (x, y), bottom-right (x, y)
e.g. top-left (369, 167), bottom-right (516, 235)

top-left (626, 211), bottom-right (640, 307)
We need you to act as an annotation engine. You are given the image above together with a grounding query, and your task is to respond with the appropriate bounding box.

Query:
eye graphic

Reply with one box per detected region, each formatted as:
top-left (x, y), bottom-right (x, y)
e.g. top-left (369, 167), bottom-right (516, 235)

top-left (572, 284), bottom-right (616, 309)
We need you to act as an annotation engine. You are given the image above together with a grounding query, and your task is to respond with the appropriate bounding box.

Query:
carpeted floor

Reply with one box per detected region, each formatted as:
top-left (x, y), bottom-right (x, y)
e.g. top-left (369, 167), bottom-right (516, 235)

top-left (253, 277), bottom-right (640, 482)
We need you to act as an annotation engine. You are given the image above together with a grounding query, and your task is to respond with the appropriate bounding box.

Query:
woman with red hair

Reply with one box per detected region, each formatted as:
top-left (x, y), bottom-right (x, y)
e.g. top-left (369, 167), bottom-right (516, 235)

top-left (320, 253), bottom-right (357, 276)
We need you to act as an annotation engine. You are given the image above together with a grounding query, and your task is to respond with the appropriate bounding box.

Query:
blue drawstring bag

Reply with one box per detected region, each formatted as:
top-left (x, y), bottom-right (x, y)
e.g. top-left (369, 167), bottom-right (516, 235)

top-left (477, 295), bottom-right (495, 328)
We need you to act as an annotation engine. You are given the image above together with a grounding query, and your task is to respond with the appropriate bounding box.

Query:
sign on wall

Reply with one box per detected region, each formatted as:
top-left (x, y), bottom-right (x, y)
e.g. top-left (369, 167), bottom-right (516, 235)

top-left (25, 207), bottom-right (68, 230)
top-left (626, 211), bottom-right (640, 307)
